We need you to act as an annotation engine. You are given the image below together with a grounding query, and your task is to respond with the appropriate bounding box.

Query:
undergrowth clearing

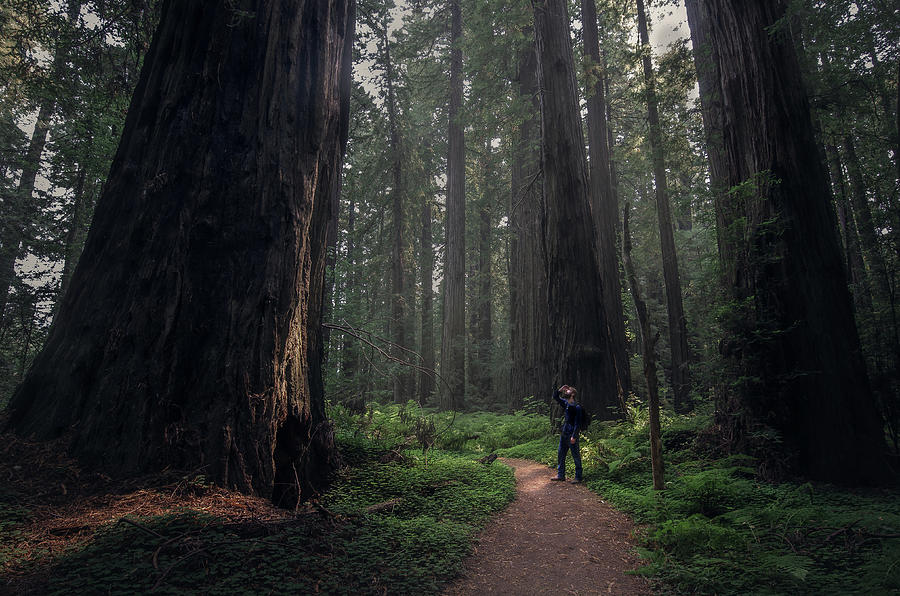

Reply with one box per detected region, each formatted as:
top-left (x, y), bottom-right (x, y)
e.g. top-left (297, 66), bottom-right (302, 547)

top-left (497, 403), bottom-right (900, 595)
top-left (2, 400), bottom-right (897, 595)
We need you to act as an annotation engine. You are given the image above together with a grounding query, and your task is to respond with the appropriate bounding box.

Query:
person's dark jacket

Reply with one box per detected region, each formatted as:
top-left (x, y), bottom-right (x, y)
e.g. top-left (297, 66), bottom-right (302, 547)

top-left (553, 389), bottom-right (581, 439)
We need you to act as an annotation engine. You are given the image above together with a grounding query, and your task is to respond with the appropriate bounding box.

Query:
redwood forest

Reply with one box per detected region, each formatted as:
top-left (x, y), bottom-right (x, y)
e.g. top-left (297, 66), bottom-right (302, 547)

top-left (0, 0), bottom-right (898, 594)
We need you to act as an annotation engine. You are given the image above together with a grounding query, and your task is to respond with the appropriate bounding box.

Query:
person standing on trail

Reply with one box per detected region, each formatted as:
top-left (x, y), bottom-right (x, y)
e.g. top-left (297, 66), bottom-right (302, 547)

top-left (551, 384), bottom-right (583, 484)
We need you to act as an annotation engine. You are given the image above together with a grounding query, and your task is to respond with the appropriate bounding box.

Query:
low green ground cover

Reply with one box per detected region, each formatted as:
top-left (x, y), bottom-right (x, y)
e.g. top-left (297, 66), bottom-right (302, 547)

top-left (4, 400), bottom-right (897, 595)
top-left (1, 409), bottom-right (515, 595)
top-left (498, 405), bottom-right (900, 595)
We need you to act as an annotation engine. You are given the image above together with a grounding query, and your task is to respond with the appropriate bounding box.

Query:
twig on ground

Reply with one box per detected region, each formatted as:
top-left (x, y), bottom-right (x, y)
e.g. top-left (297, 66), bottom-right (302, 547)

top-left (118, 517), bottom-right (165, 539)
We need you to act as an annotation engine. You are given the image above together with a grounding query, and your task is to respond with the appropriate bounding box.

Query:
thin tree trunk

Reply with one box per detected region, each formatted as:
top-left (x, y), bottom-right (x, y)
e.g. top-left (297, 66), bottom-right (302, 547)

top-left (826, 143), bottom-right (872, 311)
top-left (698, 0), bottom-right (888, 483)
top-left (382, 18), bottom-right (410, 404)
top-left (0, 1), bottom-right (81, 319)
top-left (532, 0), bottom-right (620, 417)
top-left (581, 0), bottom-right (630, 400)
top-left (340, 194), bottom-right (358, 381)
top-left (57, 166), bottom-right (89, 305)
top-left (636, 0), bottom-right (692, 412)
top-left (474, 140), bottom-right (493, 394)
top-left (7, 0), bottom-right (356, 506)
top-left (843, 135), bottom-right (892, 305)
top-left (509, 40), bottom-right (550, 408)
top-left (623, 204), bottom-right (664, 490)
top-left (440, 0), bottom-right (466, 409)
top-left (418, 190), bottom-right (435, 403)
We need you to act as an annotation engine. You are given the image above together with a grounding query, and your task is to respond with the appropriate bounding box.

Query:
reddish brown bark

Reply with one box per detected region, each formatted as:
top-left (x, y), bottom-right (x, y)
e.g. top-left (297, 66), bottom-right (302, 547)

top-left (532, 0), bottom-right (620, 417)
top-left (440, 0), bottom-right (466, 408)
top-left (581, 0), bottom-right (630, 400)
top-left (698, 0), bottom-right (888, 482)
top-left (509, 40), bottom-right (550, 408)
top-left (6, 0), bottom-right (355, 506)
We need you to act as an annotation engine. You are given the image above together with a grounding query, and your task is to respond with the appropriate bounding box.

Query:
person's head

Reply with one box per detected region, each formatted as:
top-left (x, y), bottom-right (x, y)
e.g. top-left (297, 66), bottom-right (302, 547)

top-left (564, 385), bottom-right (577, 404)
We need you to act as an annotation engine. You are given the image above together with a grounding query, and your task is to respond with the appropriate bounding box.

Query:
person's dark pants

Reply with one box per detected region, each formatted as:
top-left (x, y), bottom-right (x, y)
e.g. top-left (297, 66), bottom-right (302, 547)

top-left (557, 434), bottom-right (582, 480)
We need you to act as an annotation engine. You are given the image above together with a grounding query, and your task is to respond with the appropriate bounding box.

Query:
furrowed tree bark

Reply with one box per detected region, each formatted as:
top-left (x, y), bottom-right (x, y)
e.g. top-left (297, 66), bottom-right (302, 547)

top-left (321, 170), bottom-right (341, 366)
top-left (532, 0), bottom-right (620, 417)
top-left (6, 0), bottom-right (356, 506)
top-left (381, 17), bottom-right (411, 404)
top-left (623, 204), bottom-right (664, 490)
top-left (581, 0), bottom-right (630, 400)
top-left (440, 0), bottom-right (466, 409)
top-left (685, 0), bottom-right (729, 264)
top-left (698, 0), bottom-right (889, 483)
top-left (509, 40), bottom-right (550, 408)
top-left (636, 0), bottom-right (692, 413)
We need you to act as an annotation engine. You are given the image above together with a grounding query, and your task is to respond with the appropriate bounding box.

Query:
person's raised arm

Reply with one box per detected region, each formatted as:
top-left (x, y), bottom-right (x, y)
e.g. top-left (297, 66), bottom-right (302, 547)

top-left (553, 386), bottom-right (566, 407)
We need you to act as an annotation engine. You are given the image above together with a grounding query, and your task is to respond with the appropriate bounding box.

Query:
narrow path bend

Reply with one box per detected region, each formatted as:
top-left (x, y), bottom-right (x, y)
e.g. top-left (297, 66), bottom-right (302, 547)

top-left (444, 458), bottom-right (651, 595)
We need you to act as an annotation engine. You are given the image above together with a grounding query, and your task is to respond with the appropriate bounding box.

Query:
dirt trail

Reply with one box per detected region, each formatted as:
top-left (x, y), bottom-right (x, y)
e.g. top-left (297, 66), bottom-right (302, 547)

top-left (444, 458), bottom-right (651, 596)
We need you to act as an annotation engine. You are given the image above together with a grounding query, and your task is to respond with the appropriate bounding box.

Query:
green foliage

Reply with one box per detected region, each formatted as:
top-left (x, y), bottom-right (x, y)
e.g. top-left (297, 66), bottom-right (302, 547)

top-left (500, 407), bottom-right (900, 595)
top-left (332, 400), bottom-right (551, 454)
top-left (11, 431), bottom-right (515, 595)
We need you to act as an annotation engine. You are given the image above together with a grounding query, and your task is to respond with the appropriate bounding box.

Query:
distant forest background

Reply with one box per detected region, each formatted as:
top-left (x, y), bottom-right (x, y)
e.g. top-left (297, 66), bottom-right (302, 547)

top-left (0, 0), bottom-right (897, 468)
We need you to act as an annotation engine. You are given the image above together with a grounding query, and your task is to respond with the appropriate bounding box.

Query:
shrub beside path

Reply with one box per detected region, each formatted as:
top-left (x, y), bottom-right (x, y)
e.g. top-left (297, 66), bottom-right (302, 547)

top-left (444, 458), bottom-right (651, 595)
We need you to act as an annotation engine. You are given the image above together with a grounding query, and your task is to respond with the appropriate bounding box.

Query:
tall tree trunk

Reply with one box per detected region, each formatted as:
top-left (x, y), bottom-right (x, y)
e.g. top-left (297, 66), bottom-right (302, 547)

top-left (6, 0), bottom-right (356, 506)
top-left (581, 0), bottom-right (630, 400)
top-left (440, 0), bottom-right (466, 409)
top-left (623, 203), bottom-right (664, 490)
top-left (636, 0), bottom-right (692, 412)
top-left (382, 19), bottom-right (411, 404)
top-left (418, 191), bottom-right (435, 403)
top-left (0, 1), bottom-right (81, 319)
top-left (826, 143), bottom-right (872, 312)
top-left (57, 166), bottom-right (92, 305)
top-left (698, 0), bottom-right (888, 482)
top-left (532, 0), bottom-right (620, 417)
top-left (843, 135), bottom-right (892, 306)
top-left (472, 140), bottom-right (493, 395)
top-left (340, 194), bottom-right (359, 382)
top-left (842, 133), bottom-right (900, 396)
top-left (509, 40), bottom-right (550, 408)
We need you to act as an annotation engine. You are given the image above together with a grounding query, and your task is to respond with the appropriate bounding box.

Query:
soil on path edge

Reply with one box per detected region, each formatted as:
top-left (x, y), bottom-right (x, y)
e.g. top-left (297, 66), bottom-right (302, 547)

top-left (444, 458), bottom-right (651, 595)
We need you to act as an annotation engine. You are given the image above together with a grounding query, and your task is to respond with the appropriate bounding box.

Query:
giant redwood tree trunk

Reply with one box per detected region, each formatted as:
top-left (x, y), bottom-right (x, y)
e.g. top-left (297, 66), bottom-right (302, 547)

top-left (698, 0), bottom-right (888, 483)
top-left (509, 40), bottom-right (551, 407)
top-left (636, 0), bottom-right (692, 413)
top-left (532, 0), bottom-right (619, 417)
top-left (6, 0), bottom-right (356, 506)
top-left (440, 0), bottom-right (466, 409)
top-left (581, 0), bottom-right (630, 399)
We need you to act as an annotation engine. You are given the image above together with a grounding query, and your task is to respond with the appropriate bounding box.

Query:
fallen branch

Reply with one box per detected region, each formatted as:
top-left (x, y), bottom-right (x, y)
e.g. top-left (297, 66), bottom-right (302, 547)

top-left (118, 517), bottom-right (164, 539)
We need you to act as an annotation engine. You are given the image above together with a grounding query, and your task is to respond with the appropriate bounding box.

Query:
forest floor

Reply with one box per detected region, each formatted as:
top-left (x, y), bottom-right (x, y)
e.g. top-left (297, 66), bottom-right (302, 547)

top-left (444, 458), bottom-right (650, 596)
